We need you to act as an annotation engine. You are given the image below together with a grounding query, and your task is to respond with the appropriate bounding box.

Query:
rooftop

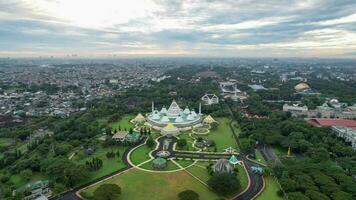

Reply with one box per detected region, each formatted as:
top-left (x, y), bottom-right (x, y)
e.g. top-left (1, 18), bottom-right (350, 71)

top-left (307, 118), bottom-right (356, 128)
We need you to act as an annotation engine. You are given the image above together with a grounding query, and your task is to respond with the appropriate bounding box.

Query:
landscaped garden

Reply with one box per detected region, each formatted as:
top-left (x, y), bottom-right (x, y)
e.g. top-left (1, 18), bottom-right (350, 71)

top-left (72, 146), bottom-right (127, 183)
top-left (257, 176), bottom-right (283, 200)
top-left (81, 169), bottom-right (222, 200)
top-left (129, 144), bottom-right (152, 165)
top-left (203, 117), bottom-right (238, 152)
top-left (111, 115), bottom-right (135, 131)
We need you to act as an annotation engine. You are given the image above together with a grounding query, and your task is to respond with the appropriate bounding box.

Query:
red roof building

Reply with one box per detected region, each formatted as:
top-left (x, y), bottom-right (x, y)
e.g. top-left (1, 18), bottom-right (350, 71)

top-left (307, 118), bottom-right (356, 128)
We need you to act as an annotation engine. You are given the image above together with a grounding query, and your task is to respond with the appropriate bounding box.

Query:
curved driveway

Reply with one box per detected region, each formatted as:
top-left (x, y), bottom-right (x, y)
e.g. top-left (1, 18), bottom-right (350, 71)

top-left (52, 104), bottom-right (265, 200)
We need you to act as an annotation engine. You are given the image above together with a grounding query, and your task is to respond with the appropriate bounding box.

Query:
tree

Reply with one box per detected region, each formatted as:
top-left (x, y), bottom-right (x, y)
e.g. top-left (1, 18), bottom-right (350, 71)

top-left (177, 139), bottom-right (187, 148)
top-left (305, 190), bottom-right (330, 200)
top-left (210, 122), bottom-right (219, 130)
top-left (20, 169), bottom-right (32, 181)
top-left (178, 190), bottom-right (199, 200)
top-left (208, 173), bottom-right (240, 196)
top-left (93, 184), bottom-right (121, 200)
top-left (116, 150), bottom-right (120, 160)
top-left (146, 136), bottom-right (154, 148)
top-left (287, 192), bottom-right (310, 200)
top-left (106, 151), bottom-right (115, 159)
top-left (239, 138), bottom-right (252, 153)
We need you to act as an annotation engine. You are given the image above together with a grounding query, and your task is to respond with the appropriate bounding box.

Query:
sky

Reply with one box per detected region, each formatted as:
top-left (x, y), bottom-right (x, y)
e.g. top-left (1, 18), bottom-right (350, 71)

top-left (0, 0), bottom-right (356, 58)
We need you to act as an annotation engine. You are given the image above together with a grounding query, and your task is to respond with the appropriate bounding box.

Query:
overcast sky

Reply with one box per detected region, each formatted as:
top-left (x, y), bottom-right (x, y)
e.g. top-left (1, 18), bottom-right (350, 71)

top-left (1, 0), bottom-right (356, 58)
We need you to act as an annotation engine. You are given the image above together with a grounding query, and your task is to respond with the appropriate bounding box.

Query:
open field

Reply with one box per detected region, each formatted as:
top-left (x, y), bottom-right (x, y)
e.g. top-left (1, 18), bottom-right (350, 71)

top-left (176, 133), bottom-right (195, 151)
top-left (72, 146), bottom-right (127, 184)
top-left (187, 161), bottom-right (248, 193)
top-left (140, 160), bottom-right (180, 171)
top-left (81, 169), bottom-right (221, 200)
top-left (10, 173), bottom-right (46, 188)
top-left (130, 144), bottom-right (152, 165)
top-left (174, 159), bottom-right (195, 168)
top-left (200, 117), bottom-right (238, 152)
top-left (257, 176), bottom-right (284, 200)
top-left (111, 115), bottom-right (135, 131)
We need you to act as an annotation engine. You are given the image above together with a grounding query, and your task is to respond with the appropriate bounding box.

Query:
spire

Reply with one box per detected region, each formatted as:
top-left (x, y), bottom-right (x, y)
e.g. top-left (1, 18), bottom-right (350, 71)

top-left (199, 103), bottom-right (202, 115)
top-left (152, 101), bottom-right (154, 112)
top-left (287, 146), bottom-right (291, 157)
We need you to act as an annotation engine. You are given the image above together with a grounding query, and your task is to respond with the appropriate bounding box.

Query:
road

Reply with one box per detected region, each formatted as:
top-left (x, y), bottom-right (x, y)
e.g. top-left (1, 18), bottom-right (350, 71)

top-left (53, 103), bottom-right (266, 200)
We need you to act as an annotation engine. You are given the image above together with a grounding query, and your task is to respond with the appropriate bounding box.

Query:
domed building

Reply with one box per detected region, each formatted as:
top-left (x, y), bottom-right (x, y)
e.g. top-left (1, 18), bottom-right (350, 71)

top-left (213, 159), bottom-right (233, 174)
top-left (146, 100), bottom-right (203, 130)
top-left (161, 123), bottom-right (180, 136)
top-left (152, 158), bottom-right (167, 170)
top-left (132, 113), bottom-right (145, 123)
top-left (294, 82), bottom-right (310, 91)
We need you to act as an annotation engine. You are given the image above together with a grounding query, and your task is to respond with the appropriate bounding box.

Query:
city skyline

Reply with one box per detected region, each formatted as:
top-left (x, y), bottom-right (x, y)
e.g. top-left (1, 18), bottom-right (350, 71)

top-left (1, 0), bottom-right (356, 58)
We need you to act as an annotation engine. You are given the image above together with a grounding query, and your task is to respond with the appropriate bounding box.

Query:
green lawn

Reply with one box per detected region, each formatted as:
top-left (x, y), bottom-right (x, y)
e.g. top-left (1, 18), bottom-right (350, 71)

top-left (111, 115), bottom-right (135, 131)
top-left (201, 117), bottom-right (238, 152)
top-left (81, 169), bottom-right (221, 200)
top-left (72, 146), bottom-right (127, 184)
top-left (186, 162), bottom-right (212, 182)
top-left (255, 150), bottom-right (267, 165)
top-left (140, 160), bottom-right (180, 171)
top-left (177, 133), bottom-right (196, 151)
top-left (174, 159), bottom-right (195, 168)
top-left (272, 145), bottom-right (288, 157)
top-left (187, 161), bottom-right (248, 193)
top-left (257, 176), bottom-right (284, 200)
top-left (236, 165), bottom-right (248, 192)
top-left (177, 118), bottom-right (239, 153)
top-left (130, 145), bottom-right (152, 165)
top-left (10, 173), bottom-right (46, 188)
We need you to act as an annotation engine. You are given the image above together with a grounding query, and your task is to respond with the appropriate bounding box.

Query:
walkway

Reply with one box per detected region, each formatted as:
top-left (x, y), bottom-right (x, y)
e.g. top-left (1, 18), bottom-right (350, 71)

top-left (53, 102), bottom-right (265, 200)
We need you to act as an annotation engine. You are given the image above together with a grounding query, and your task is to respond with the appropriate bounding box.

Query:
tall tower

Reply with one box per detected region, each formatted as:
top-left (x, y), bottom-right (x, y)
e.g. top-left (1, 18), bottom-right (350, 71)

top-left (152, 101), bottom-right (154, 113)
top-left (199, 103), bottom-right (202, 115)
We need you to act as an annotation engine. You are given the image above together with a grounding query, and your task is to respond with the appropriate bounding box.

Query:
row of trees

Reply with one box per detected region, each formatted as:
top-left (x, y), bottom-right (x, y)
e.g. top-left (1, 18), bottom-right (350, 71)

top-left (238, 111), bottom-right (356, 200)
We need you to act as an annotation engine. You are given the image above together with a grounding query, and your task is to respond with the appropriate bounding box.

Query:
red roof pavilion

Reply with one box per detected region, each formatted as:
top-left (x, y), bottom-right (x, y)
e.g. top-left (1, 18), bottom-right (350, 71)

top-left (307, 118), bottom-right (356, 128)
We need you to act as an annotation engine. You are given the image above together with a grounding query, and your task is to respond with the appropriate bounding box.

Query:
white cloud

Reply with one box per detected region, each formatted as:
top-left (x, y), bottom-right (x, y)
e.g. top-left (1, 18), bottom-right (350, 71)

top-left (317, 13), bottom-right (356, 25)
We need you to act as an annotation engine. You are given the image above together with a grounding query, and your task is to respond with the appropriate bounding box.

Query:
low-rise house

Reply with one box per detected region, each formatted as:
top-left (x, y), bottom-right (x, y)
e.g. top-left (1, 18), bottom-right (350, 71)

top-left (112, 131), bottom-right (129, 142)
top-left (201, 94), bottom-right (219, 105)
top-left (15, 180), bottom-right (52, 200)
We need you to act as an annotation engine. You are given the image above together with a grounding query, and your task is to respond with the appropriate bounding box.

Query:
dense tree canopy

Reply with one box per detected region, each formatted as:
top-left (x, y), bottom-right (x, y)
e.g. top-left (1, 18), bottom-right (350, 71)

top-left (178, 190), bottom-right (200, 200)
top-left (93, 184), bottom-right (121, 200)
top-left (208, 173), bottom-right (241, 196)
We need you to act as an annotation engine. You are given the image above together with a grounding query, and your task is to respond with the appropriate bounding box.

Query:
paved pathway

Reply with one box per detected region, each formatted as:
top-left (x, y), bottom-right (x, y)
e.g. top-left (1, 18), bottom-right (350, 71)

top-left (51, 138), bottom-right (145, 200)
top-left (53, 103), bottom-right (265, 200)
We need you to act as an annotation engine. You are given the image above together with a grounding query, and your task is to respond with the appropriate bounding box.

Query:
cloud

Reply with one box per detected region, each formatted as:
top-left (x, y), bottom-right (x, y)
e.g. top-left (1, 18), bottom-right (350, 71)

top-left (0, 0), bottom-right (356, 58)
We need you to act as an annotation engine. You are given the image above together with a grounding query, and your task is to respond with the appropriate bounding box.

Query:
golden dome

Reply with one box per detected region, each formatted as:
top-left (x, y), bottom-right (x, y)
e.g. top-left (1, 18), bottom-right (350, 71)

top-left (294, 83), bottom-right (310, 90)
top-left (164, 122), bottom-right (176, 130)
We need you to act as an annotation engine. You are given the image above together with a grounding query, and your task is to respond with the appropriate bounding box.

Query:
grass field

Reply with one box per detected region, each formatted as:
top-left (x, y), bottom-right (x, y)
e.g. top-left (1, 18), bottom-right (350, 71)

top-left (187, 161), bottom-right (249, 193)
top-left (140, 160), bottom-right (180, 171)
top-left (72, 146), bottom-right (127, 184)
top-left (257, 176), bottom-right (284, 200)
top-left (200, 117), bottom-right (238, 152)
top-left (111, 115), bottom-right (135, 131)
top-left (272, 145), bottom-right (288, 157)
top-left (186, 161), bottom-right (212, 182)
top-left (177, 118), bottom-right (239, 153)
top-left (255, 150), bottom-right (267, 165)
top-left (81, 169), bottom-right (221, 200)
top-left (130, 144), bottom-right (152, 165)
top-left (10, 173), bottom-right (46, 188)
top-left (174, 159), bottom-right (195, 168)
top-left (176, 133), bottom-right (196, 151)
